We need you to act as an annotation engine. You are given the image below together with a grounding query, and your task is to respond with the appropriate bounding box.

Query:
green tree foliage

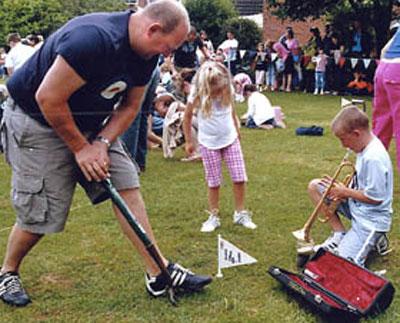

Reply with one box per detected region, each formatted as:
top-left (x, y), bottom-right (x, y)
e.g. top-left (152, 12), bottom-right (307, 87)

top-left (0, 0), bottom-right (126, 45)
top-left (222, 17), bottom-right (262, 50)
top-left (184, 0), bottom-right (238, 46)
top-left (266, 0), bottom-right (399, 55)
top-left (0, 0), bottom-right (65, 42)
top-left (62, 0), bottom-right (126, 19)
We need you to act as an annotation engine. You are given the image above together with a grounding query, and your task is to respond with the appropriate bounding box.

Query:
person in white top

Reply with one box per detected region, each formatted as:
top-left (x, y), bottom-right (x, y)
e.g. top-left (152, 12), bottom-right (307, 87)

top-left (4, 33), bottom-right (35, 76)
top-left (243, 84), bottom-right (285, 129)
top-left (218, 31), bottom-right (239, 75)
top-left (183, 61), bottom-right (256, 232)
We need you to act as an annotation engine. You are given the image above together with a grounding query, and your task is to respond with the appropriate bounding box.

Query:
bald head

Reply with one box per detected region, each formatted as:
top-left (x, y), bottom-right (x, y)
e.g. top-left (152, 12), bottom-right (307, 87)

top-left (129, 0), bottom-right (190, 58)
top-left (141, 0), bottom-right (190, 33)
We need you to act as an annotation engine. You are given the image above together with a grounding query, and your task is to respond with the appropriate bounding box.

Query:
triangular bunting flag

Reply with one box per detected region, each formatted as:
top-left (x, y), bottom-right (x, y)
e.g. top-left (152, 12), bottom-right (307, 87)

top-left (341, 97), bottom-right (352, 108)
top-left (350, 58), bottom-right (359, 69)
top-left (363, 58), bottom-right (371, 69)
top-left (240, 50), bottom-right (246, 59)
top-left (333, 50), bottom-right (341, 65)
top-left (217, 235), bottom-right (257, 277)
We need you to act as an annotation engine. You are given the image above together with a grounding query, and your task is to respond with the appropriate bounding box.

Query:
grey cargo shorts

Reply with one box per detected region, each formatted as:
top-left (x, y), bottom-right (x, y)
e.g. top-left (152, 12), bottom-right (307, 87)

top-left (2, 98), bottom-right (140, 234)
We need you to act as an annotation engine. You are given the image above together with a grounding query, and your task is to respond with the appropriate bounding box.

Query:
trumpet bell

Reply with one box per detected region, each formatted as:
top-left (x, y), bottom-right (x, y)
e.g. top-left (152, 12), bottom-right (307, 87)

top-left (292, 228), bottom-right (308, 242)
top-left (292, 229), bottom-right (316, 254)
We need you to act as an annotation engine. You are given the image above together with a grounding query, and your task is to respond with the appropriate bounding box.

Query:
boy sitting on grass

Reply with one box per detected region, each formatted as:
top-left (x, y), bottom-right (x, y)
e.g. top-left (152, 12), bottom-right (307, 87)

top-left (308, 106), bottom-right (393, 267)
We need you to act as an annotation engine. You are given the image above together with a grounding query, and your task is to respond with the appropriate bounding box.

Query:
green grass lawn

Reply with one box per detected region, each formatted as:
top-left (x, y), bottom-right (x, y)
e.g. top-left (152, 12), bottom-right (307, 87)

top-left (0, 92), bottom-right (399, 322)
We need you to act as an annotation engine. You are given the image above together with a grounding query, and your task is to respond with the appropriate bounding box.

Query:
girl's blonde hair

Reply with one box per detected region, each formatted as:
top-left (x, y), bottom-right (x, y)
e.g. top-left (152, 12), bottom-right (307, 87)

top-left (192, 61), bottom-right (234, 118)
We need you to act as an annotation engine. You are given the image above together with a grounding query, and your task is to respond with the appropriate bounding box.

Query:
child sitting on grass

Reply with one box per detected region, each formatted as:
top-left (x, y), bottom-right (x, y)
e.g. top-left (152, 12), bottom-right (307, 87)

top-left (346, 71), bottom-right (373, 96)
top-left (308, 106), bottom-right (393, 267)
top-left (183, 61), bottom-right (256, 232)
top-left (242, 84), bottom-right (286, 129)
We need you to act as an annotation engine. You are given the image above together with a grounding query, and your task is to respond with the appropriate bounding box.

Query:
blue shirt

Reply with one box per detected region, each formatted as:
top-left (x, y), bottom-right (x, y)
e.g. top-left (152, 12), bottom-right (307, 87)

top-left (349, 136), bottom-right (393, 232)
top-left (7, 11), bottom-right (158, 131)
top-left (351, 32), bottom-right (362, 53)
top-left (384, 29), bottom-right (400, 59)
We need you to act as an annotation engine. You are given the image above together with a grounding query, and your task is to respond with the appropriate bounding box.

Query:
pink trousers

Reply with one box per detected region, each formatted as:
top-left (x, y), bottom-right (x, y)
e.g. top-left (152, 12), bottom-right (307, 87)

top-left (373, 61), bottom-right (400, 171)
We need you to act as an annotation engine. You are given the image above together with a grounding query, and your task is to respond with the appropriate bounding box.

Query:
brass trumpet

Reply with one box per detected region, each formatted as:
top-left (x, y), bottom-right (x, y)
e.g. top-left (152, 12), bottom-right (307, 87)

top-left (292, 151), bottom-right (356, 253)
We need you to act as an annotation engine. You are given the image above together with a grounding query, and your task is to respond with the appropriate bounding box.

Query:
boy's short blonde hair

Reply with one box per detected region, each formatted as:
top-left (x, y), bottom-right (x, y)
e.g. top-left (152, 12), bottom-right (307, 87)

top-left (331, 105), bottom-right (369, 135)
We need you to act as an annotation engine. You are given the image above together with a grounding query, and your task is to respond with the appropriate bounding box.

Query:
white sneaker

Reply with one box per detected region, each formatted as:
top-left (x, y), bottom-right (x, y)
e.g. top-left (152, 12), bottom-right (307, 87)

top-left (313, 89), bottom-right (318, 95)
top-left (320, 90), bottom-right (324, 95)
top-left (233, 210), bottom-right (257, 229)
top-left (200, 211), bottom-right (220, 232)
top-left (315, 231), bottom-right (345, 253)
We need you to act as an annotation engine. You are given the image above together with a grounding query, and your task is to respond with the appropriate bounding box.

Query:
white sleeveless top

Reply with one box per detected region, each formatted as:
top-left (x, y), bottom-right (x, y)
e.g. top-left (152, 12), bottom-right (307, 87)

top-left (188, 89), bottom-right (237, 149)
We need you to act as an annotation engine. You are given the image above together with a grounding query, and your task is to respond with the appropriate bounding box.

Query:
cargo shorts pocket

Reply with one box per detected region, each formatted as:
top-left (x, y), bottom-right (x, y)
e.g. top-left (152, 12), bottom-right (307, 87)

top-left (12, 174), bottom-right (48, 224)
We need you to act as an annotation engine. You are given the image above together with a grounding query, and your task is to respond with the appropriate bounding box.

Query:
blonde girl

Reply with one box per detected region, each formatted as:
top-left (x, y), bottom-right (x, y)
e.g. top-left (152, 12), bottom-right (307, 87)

top-left (183, 61), bottom-right (256, 232)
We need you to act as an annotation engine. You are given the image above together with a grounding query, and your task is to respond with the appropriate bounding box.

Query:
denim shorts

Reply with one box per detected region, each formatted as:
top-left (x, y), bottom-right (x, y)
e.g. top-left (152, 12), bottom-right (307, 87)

top-left (317, 182), bottom-right (384, 266)
top-left (246, 116), bottom-right (276, 129)
top-left (3, 98), bottom-right (140, 234)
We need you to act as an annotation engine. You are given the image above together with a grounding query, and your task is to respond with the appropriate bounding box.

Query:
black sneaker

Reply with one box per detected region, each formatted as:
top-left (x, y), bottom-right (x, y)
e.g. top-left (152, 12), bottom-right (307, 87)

top-left (375, 234), bottom-right (391, 256)
top-left (0, 272), bottom-right (31, 307)
top-left (145, 263), bottom-right (212, 297)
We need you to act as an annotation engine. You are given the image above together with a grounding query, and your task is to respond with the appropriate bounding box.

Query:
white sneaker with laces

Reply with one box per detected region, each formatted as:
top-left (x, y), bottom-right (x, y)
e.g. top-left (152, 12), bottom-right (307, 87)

top-left (233, 210), bottom-right (257, 229)
top-left (201, 211), bottom-right (220, 232)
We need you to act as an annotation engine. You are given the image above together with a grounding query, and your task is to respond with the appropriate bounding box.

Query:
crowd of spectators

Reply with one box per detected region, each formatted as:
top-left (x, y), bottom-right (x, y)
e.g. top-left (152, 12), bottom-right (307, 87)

top-left (248, 20), bottom-right (378, 96)
top-left (121, 20), bottom-right (383, 169)
top-left (121, 26), bottom-right (286, 171)
top-left (1, 22), bottom-right (381, 172)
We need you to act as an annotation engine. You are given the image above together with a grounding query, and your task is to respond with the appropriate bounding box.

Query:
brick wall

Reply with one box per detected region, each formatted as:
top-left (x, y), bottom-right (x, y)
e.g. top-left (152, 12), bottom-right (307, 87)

top-left (263, 5), bottom-right (325, 46)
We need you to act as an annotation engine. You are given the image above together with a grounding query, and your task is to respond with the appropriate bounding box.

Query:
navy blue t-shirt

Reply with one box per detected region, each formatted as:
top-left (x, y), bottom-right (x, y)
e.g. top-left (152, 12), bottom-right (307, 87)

top-left (7, 11), bottom-right (158, 131)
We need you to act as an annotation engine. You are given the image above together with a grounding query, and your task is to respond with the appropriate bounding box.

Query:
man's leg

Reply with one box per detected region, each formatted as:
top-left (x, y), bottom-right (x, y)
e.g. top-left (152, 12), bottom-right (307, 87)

top-left (1, 226), bottom-right (43, 273)
top-left (112, 188), bottom-right (166, 276)
top-left (106, 138), bottom-right (212, 296)
top-left (0, 226), bottom-right (41, 306)
top-left (372, 63), bottom-right (393, 150)
top-left (121, 68), bottom-right (159, 165)
top-left (121, 115), bottom-right (141, 160)
top-left (135, 68), bottom-right (160, 171)
top-left (383, 62), bottom-right (400, 173)
top-left (113, 187), bottom-right (212, 297)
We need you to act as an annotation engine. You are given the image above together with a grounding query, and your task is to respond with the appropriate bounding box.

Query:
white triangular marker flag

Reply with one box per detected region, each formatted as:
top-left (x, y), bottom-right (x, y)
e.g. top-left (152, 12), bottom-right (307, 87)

top-left (341, 97), bottom-right (352, 108)
top-left (240, 50), bottom-right (246, 59)
top-left (363, 58), bottom-right (371, 69)
top-left (350, 58), bottom-right (358, 69)
top-left (216, 234), bottom-right (257, 278)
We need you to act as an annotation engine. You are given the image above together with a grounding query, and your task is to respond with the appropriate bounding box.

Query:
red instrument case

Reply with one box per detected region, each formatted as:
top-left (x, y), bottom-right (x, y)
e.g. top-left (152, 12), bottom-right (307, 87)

top-left (268, 249), bottom-right (395, 320)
